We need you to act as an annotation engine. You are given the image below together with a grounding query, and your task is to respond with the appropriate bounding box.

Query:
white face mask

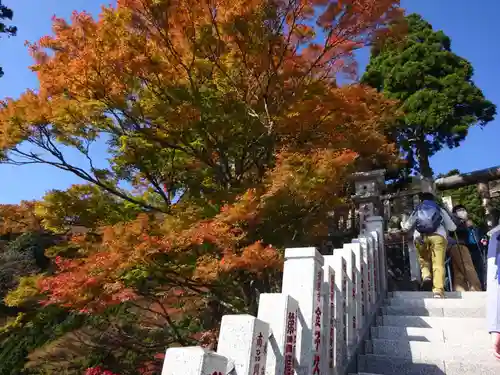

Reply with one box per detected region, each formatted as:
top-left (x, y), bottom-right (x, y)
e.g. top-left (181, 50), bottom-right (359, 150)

top-left (456, 210), bottom-right (468, 220)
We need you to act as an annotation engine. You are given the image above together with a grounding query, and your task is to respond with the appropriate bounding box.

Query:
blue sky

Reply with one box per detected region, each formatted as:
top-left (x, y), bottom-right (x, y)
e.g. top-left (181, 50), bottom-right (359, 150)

top-left (0, 0), bottom-right (498, 203)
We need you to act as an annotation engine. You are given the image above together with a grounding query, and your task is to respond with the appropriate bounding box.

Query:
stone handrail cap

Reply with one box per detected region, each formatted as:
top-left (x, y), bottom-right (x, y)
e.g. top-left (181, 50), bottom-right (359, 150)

top-left (284, 247), bottom-right (324, 264)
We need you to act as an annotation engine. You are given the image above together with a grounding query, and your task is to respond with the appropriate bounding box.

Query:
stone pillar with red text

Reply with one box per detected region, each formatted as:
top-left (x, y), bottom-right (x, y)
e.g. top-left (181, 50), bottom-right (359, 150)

top-left (282, 247), bottom-right (325, 375)
top-left (217, 315), bottom-right (270, 375)
top-left (366, 232), bottom-right (380, 304)
top-left (355, 235), bottom-right (374, 317)
top-left (323, 254), bottom-right (345, 375)
top-left (161, 347), bottom-right (231, 375)
top-left (326, 253), bottom-right (346, 374)
top-left (257, 294), bottom-right (299, 375)
top-left (338, 246), bottom-right (355, 359)
top-left (345, 242), bottom-right (363, 341)
top-left (365, 216), bottom-right (387, 297)
top-left (321, 264), bottom-right (335, 375)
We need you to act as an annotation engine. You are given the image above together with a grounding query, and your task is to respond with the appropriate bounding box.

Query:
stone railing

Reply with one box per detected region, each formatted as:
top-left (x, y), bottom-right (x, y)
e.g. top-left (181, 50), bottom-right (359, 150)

top-left (161, 216), bottom-right (387, 375)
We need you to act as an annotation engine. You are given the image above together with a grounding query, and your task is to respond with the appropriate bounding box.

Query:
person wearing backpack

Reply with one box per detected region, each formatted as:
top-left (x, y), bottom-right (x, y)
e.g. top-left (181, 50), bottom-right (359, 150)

top-left (401, 192), bottom-right (457, 298)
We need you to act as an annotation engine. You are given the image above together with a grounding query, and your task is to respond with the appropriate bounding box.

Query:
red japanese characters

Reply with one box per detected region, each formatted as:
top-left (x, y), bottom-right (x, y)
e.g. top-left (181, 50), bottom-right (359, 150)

top-left (312, 270), bottom-right (323, 375)
top-left (284, 311), bottom-right (297, 375)
top-left (328, 273), bottom-right (335, 369)
top-left (252, 332), bottom-right (266, 375)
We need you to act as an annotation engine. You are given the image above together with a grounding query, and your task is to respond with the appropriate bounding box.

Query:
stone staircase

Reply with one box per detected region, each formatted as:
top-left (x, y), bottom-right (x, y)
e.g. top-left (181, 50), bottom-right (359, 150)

top-left (161, 215), bottom-right (499, 375)
top-left (353, 291), bottom-right (500, 375)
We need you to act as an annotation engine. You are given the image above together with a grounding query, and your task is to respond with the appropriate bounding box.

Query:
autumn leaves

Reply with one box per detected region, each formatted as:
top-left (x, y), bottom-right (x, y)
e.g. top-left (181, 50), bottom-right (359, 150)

top-left (0, 0), bottom-right (402, 360)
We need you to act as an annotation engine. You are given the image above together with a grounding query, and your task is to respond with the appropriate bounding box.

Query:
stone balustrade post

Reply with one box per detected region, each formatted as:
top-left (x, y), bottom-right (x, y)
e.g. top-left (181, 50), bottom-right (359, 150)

top-left (345, 242), bottom-right (363, 341)
top-left (282, 247), bottom-right (325, 375)
top-left (365, 216), bottom-right (387, 297)
top-left (321, 264), bottom-right (335, 375)
top-left (336, 246), bottom-right (355, 359)
top-left (366, 232), bottom-right (380, 303)
top-left (217, 315), bottom-right (270, 375)
top-left (355, 236), bottom-right (373, 316)
top-left (161, 347), bottom-right (232, 375)
top-left (324, 254), bottom-right (345, 375)
top-left (257, 294), bottom-right (299, 375)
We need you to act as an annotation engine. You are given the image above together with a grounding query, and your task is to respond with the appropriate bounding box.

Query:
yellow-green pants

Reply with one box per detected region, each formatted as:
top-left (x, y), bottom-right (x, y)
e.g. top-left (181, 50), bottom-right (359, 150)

top-left (416, 234), bottom-right (447, 294)
top-left (448, 244), bottom-right (482, 292)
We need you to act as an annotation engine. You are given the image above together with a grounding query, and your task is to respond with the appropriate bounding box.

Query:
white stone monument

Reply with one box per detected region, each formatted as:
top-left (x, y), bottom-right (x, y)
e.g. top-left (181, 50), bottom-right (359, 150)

top-left (321, 264), bottom-right (335, 375)
top-left (161, 347), bottom-right (232, 375)
top-left (281, 247), bottom-right (325, 375)
top-left (338, 246), bottom-right (355, 358)
top-left (353, 237), bottom-right (370, 319)
top-left (326, 253), bottom-right (346, 373)
top-left (257, 294), bottom-right (299, 375)
top-left (365, 217), bottom-right (387, 297)
top-left (345, 242), bottom-right (363, 341)
top-left (217, 315), bottom-right (270, 375)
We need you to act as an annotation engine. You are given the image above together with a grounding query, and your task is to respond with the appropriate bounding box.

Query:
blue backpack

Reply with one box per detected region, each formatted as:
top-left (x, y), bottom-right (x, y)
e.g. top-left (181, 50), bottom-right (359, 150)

top-left (415, 200), bottom-right (443, 234)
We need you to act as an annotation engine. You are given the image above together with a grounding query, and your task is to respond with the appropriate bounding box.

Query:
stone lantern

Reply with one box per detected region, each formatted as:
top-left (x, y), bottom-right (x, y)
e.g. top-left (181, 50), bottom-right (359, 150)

top-left (350, 169), bottom-right (386, 231)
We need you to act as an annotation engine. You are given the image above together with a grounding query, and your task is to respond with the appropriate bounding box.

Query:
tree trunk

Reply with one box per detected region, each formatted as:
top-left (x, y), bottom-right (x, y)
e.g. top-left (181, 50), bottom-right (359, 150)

top-left (415, 139), bottom-right (433, 178)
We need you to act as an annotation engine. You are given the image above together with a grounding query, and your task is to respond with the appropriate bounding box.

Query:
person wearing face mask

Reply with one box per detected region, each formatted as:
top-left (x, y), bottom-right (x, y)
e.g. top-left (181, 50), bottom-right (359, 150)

top-left (447, 211), bottom-right (482, 292)
top-left (452, 205), bottom-right (486, 290)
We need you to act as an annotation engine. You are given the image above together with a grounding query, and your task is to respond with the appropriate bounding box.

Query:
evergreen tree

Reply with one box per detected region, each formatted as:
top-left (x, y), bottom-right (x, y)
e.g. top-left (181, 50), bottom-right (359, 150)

top-left (362, 13), bottom-right (496, 177)
top-left (0, 1), bottom-right (16, 78)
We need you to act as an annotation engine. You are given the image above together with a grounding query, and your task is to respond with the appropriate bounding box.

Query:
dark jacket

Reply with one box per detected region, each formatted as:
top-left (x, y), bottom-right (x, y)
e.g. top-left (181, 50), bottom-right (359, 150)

top-left (452, 218), bottom-right (482, 250)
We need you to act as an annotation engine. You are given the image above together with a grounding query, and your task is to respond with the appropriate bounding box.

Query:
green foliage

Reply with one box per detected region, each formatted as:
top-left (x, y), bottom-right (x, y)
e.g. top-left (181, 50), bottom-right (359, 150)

top-left (0, 240), bottom-right (40, 300)
top-left (0, 232), bottom-right (54, 305)
top-left (438, 169), bottom-right (500, 229)
top-left (0, 312), bottom-right (25, 337)
top-left (0, 1), bottom-right (16, 78)
top-left (35, 184), bottom-right (143, 233)
top-left (23, 304), bottom-right (187, 375)
top-left (4, 275), bottom-right (42, 308)
top-left (0, 306), bottom-right (85, 375)
top-left (6, 232), bottom-right (52, 268)
top-left (362, 13), bottom-right (496, 177)
top-left (44, 243), bottom-right (81, 259)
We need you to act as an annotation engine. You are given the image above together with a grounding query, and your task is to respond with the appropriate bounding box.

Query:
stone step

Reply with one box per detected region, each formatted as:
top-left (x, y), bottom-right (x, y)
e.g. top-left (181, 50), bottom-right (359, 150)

top-left (358, 355), bottom-right (445, 375)
top-left (372, 326), bottom-right (491, 344)
top-left (386, 297), bottom-right (486, 308)
top-left (367, 339), bottom-right (492, 361)
top-left (377, 315), bottom-right (486, 329)
top-left (358, 354), bottom-right (500, 375)
top-left (390, 291), bottom-right (486, 299)
top-left (381, 305), bottom-right (486, 318)
top-left (445, 361), bottom-right (500, 375)
top-left (372, 326), bottom-right (444, 342)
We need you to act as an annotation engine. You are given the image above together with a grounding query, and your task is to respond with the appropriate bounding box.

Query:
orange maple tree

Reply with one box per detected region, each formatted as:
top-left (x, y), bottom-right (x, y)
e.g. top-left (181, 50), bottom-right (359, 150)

top-left (1, 0), bottom-right (403, 355)
top-left (0, 0), bottom-right (401, 210)
top-left (0, 201), bottom-right (42, 238)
